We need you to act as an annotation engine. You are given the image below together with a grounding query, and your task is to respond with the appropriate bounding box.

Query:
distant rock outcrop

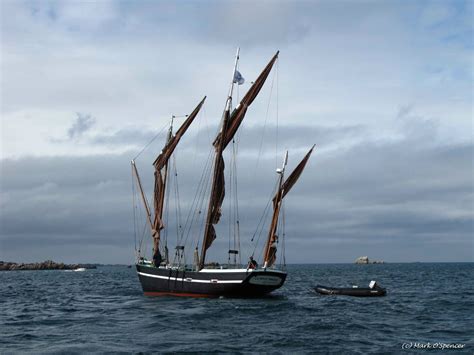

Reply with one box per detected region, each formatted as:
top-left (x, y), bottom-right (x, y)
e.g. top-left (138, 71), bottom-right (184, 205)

top-left (355, 256), bottom-right (369, 264)
top-left (355, 256), bottom-right (385, 264)
top-left (0, 260), bottom-right (97, 271)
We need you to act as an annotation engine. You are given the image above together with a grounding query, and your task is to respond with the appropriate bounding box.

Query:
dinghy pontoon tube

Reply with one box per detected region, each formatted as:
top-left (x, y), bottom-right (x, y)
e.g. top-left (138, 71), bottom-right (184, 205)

top-left (315, 280), bottom-right (387, 297)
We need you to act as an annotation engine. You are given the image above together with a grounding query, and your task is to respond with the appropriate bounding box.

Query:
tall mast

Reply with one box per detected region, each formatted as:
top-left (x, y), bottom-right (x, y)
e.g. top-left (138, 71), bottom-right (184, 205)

top-left (200, 48), bottom-right (240, 269)
top-left (263, 145), bottom-right (315, 268)
top-left (151, 117), bottom-right (174, 262)
top-left (150, 97), bottom-right (206, 262)
top-left (132, 97), bottom-right (205, 264)
top-left (200, 50), bottom-right (279, 269)
top-left (263, 152), bottom-right (288, 268)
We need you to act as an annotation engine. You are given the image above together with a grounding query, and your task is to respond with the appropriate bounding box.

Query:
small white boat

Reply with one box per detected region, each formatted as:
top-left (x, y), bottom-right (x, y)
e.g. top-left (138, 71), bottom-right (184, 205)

top-left (73, 268), bottom-right (86, 272)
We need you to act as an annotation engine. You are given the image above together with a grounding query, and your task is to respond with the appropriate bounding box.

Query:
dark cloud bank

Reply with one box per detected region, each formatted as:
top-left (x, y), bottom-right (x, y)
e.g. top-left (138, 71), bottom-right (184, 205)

top-left (1, 122), bottom-right (472, 264)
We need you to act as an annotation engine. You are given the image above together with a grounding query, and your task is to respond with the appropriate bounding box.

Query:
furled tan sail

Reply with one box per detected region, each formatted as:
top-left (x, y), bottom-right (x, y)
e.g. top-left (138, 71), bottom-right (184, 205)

top-left (264, 145), bottom-right (315, 268)
top-left (151, 97), bottom-right (206, 263)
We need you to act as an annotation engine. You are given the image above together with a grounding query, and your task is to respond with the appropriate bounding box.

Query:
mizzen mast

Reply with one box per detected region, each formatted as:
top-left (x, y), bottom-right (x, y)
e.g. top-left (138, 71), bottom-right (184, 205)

top-left (263, 145), bottom-right (315, 268)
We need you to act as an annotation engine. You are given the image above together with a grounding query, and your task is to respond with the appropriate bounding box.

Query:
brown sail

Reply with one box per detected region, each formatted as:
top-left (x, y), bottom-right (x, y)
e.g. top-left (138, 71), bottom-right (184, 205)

top-left (213, 52), bottom-right (279, 150)
top-left (278, 144), bottom-right (315, 201)
top-left (151, 97), bottom-right (206, 263)
top-left (200, 52), bottom-right (279, 268)
top-left (264, 145), bottom-right (315, 268)
top-left (153, 96), bottom-right (206, 170)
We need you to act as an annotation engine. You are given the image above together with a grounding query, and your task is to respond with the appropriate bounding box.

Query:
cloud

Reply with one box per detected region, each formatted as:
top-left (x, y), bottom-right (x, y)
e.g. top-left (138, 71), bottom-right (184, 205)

top-left (1, 121), bottom-right (472, 263)
top-left (67, 113), bottom-right (96, 139)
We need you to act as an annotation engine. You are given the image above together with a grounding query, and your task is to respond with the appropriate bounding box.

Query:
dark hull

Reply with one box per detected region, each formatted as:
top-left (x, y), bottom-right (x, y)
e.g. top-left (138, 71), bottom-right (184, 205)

top-left (136, 263), bottom-right (287, 297)
top-left (315, 285), bottom-right (386, 297)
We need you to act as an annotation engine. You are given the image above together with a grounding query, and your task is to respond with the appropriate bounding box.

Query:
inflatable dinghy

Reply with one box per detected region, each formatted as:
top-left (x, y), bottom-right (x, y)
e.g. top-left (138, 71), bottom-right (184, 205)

top-left (315, 281), bottom-right (386, 297)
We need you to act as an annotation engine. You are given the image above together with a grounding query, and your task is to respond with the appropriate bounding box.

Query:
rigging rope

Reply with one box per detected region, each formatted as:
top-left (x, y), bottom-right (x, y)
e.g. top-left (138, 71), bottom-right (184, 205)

top-left (172, 154), bottom-right (183, 249)
top-left (179, 147), bottom-right (213, 247)
top-left (276, 58), bottom-right (279, 170)
top-left (249, 178), bottom-right (280, 262)
top-left (253, 61), bottom-right (277, 175)
top-left (132, 121), bottom-right (170, 161)
top-left (131, 165), bottom-right (138, 255)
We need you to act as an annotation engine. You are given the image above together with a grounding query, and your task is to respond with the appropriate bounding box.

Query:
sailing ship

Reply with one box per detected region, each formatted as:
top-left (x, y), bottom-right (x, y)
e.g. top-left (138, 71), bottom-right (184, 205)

top-left (131, 49), bottom-right (314, 297)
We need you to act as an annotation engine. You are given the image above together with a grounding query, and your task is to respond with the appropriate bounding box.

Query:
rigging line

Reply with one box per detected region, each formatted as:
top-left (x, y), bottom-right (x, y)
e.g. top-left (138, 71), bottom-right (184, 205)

top-left (134, 175), bottom-right (147, 256)
top-left (250, 177), bottom-right (279, 242)
top-left (173, 154), bottom-right (183, 247)
top-left (233, 142), bottom-right (242, 265)
top-left (253, 202), bottom-right (271, 260)
top-left (276, 57), bottom-right (279, 170)
top-left (164, 163), bottom-right (172, 255)
top-left (182, 136), bottom-right (213, 235)
top-left (253, 63), bottom-right (277, 176)
top-left (191, 108), bottom-right (203, 173)
top-left (179, 153), bottom-right (212, 258)
top-left (227, 147), bottom-right (233, 257)
top-left (131, 165), bottom-right (137, 253)
top-left (180, 146), bottom-right (213, 246)
top-left (281, 199), bottom-right (286, 268)
top-left (250, 178), bottom-right (280, 258)
top-left (133, 121), bottom-right (170, 161)
top-left (194, 159), bottom-right (213, 247)
top-left (140, 215), bottom-right (148, 258)
top-left (201, 105), bottom-right (212, 146)
top-left (192, 156), bottom-right (213, 250)
top-left (192, 154), bottom-right (213, 249)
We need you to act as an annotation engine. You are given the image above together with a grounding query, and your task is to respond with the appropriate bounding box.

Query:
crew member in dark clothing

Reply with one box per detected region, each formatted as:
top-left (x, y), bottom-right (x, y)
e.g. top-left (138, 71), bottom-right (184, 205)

top-left (153, 252), bottom-right (162, 267)
top-left (248, 256), bottom-right (258, 269)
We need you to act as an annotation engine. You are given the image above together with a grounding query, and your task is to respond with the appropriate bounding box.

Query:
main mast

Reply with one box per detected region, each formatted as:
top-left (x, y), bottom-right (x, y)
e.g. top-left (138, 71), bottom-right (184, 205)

top-left (200, 50), bottom-right (280, 269)
top-left (200, 48), bottom-right (240, 269)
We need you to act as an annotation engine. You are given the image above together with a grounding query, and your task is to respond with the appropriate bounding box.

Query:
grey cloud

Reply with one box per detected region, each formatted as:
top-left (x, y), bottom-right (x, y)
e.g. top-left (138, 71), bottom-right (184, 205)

top-left (1, 124), bottom-right (472, 264)
top-left (67, 113), bottom-right (96, 140)
top-left (90, 128), bottom-right (160, 147)
top-left (85, 122), bottom-right (364, 155)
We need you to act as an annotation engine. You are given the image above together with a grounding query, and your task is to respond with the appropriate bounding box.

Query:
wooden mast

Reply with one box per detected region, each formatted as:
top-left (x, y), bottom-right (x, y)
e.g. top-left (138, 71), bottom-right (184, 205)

top-left (200, 48), bottom-right (240, 269)
top-left (150, 97), bottom-right (206, 263)
top-left (151, 118), bottom-right (173, 263)
top-left (199, 50), bottom-right (280, 269)
top-left (263, 152), bottom-right (288, 268)
top-left (263, 145), bottom-right (315, 268)
top-left (132, 97), bottom-right (206, 264)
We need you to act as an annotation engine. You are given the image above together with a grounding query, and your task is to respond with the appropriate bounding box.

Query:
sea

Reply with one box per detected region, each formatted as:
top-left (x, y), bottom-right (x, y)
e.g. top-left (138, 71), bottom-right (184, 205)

top-left (1, 263), bottom-right (472, 354)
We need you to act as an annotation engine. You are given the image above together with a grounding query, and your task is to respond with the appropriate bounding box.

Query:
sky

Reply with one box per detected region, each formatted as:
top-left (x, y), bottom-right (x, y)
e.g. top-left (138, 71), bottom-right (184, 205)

top-left (0, 0), bottom-right (472, 264)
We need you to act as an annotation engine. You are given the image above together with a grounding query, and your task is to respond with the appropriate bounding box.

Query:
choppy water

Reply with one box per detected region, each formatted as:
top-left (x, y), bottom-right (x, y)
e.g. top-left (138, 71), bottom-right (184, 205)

top-left (1, 263), bottom-right (473, 354)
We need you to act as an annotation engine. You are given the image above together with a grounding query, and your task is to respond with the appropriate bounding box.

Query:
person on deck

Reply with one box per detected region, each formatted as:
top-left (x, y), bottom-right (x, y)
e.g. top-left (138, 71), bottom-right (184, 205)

top-left (153, 252), bottom-right (162, 267)
top-left (248, 256), bottom-right (258, 269)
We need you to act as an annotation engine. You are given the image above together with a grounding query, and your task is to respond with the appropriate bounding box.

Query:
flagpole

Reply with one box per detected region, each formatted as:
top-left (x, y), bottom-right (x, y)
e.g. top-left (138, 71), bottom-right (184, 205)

top-left (225, 47), bottom-right (240, 112)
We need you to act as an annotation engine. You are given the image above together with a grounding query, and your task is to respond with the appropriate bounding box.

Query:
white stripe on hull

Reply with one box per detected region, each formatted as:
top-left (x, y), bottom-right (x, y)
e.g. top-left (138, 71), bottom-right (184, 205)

top-left (137, 271), bottom-right (243, 284)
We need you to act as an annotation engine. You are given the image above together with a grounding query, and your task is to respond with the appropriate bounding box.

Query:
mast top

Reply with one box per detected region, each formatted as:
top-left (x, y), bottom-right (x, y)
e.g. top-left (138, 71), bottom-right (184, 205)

top-left (224, 47), bottom-right (241, 113)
